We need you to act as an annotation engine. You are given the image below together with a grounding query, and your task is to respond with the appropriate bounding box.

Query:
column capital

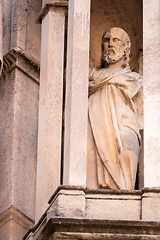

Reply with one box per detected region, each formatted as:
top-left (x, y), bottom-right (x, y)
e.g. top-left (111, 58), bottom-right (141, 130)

top-left (2, 47), bottom-right (40, 84)
top-left (37, 1), bottom-right (68, 23)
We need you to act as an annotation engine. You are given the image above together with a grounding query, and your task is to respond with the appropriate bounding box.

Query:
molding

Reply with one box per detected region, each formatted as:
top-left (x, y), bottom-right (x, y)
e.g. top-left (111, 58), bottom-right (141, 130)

top-left (23, 186), bottom-right (160, 239)
top-left (48, 185), bottom-right (142, 204)
top-left (142, 187), bottom-right (160, 193)
top-left (0, 205), bottom-right (34, 231)
top-left (24, 217), bottom-right (160, 240)
top-left (37, 1), bottom-right (68, 23)
top-left (2, 47), bottom-right (40, 84)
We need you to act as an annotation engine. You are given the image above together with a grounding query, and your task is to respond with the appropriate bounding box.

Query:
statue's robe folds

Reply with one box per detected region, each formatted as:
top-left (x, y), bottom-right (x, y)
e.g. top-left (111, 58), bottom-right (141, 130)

top-left (87, 67), bottom-right (143, 190)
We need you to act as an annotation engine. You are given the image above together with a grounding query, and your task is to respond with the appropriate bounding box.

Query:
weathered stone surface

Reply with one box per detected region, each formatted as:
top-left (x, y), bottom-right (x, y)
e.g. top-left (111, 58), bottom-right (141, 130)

top-left (38, 1), bottom-right (68, 23)
top-left (48, 189), bottom-right (85, 219)
top-left (143, 0), bottom-right (160, 188)
top-left (0, 206), bottom-right (34, 240)
top-left (142, 188), bottom-right (160, 221)
top-left (3, 0), bottom-right (41, 61)
top-left (42, 187), bottom-right (141, 221)
top-left (0, 48), bottom-right (39, 220)
top-left (86, 192), bottom-right (141, 220)
top-left (35, 5), bottom-right (66, 223)
top-left (23, 187), bottom-right (160, 239)
top-left (41, 0), bottom-right (68, 9)
top-left (24, 216), bottom-right (160, 240)
top-left (63, 0), bottom-right (90, 187)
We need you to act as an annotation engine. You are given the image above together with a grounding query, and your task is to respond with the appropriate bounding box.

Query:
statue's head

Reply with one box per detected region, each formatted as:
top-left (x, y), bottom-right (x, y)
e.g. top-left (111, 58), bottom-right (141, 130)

top-left (100, 27), bottom-right (131, 69)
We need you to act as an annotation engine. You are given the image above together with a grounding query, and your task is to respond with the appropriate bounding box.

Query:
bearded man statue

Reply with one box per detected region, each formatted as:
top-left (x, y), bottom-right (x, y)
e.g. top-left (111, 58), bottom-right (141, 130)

top-left (87, 27), bottom-right (143, 190)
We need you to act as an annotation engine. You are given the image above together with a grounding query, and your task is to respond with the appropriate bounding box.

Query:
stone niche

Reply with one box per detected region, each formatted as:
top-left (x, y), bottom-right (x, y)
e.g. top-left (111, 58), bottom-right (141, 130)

top-left (23, 0), bottom-right (160, 239)
top-left (89, 0), bottom-right (143, 190)
top-left (62, 0), bottom-right (143, 190)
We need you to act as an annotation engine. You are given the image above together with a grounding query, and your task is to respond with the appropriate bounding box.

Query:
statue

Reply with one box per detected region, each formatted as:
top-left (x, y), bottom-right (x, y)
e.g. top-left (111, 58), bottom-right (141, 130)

top-left (87, 27), bottom-right (143, 190)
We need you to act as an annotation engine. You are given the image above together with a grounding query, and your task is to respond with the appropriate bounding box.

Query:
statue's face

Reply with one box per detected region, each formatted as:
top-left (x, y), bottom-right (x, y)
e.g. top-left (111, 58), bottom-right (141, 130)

top-left (102, 28), bottom-right (126, 65)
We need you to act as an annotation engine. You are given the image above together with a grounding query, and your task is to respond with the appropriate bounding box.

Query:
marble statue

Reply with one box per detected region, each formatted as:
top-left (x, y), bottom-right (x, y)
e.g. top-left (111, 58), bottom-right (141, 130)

top-left (87, 27), bottom-right (143, 190)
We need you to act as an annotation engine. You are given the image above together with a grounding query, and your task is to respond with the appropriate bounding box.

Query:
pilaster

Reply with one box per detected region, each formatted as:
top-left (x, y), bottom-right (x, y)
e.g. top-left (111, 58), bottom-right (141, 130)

top-left (0, 47), bottom-right (40, 221)
top-left (35, 1), bottom-right (68, 222)
top-left (63, 0), bottom-right (91, 187)
top-left (143, 0), bottom-right (160, 188)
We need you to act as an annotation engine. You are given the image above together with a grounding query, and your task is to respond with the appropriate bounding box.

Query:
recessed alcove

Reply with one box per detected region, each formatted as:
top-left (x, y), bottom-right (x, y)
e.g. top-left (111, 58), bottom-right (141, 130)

top-left (88, 0), bottom-right (143, 190)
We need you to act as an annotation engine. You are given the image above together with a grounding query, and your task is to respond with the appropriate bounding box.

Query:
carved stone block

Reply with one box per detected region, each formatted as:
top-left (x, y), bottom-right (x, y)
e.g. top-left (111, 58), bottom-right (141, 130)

top-left (85, 190), bottom-right (141, 220)
top-left (48, 188), bottom-right (85, 218)
top-left (142, 188), bottom-right (160, 221)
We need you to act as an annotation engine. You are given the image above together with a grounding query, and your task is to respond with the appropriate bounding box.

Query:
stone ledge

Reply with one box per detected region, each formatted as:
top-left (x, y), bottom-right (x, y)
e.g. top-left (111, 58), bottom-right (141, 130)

top-left (23, 186), bottom-right (160, 239)
top-left (2, 47), bottom-right (40, 84)
top-left (24, 217), bottom-right (160, 240)
top-left (37, 1), bottom-right (68, 23)
top-left (142, 187), bottom-right (160, 193)
top-left (47, 186), bottom-right (141, 221)
top-left (48, 185), bottom-right (142, 204)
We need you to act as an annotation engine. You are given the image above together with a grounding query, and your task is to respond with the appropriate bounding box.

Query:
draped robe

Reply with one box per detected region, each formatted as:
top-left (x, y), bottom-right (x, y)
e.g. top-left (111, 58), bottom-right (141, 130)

top-left (87, 67), bottom-right (142, 190)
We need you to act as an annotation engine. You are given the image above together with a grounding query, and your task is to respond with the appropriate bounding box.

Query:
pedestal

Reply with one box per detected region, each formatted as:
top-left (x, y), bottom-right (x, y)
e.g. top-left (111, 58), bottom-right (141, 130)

top-left (24, 187), bottom-right (160, 240)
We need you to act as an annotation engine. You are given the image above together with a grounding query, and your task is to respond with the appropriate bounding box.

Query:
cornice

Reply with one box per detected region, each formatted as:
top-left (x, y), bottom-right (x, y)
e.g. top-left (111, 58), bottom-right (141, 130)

top-left (23, 186), bottom-right (160, 239)
top-left (0, 205), bottom-right (34, 230)
top-left (142, 187), bottom-right (160, 194)
top-left (48, 185), bottom-right (142, 204)
top-left (37, 1), bottom-right (68, 23)
top-left (24, 216), bottom-right (160, 240)
top-left (2, 47), bottom-right (40, 84)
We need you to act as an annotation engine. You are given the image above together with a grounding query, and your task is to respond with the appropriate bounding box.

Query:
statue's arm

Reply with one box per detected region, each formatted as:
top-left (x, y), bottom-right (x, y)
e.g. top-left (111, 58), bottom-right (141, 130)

top-left (89, 67), bottom-right (100, 95)
top-left (89, 67), bottom-right (109, 95)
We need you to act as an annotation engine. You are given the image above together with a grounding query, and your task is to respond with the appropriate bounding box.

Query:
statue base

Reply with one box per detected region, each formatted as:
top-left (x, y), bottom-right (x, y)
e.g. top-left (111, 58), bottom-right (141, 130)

top-left (24, 186), bottom-right (160, 239)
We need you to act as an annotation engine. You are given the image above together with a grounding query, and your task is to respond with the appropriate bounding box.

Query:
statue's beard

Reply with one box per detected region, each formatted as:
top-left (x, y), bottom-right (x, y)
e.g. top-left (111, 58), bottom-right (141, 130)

top-left (102, 48), bottom-right (125, 65)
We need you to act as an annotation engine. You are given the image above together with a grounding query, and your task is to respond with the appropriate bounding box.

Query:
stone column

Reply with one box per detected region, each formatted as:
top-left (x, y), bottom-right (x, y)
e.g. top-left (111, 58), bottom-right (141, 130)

top-left (143, 0), bottom-right (160, 188)
top-left (63, 0), bottom-right (91, 186)
top-left (35, 2), bottom-right (67, 222)
top-left (0, 48), bottom-right (39, 240)
top-left (142, 0), bottom-right (160, 220)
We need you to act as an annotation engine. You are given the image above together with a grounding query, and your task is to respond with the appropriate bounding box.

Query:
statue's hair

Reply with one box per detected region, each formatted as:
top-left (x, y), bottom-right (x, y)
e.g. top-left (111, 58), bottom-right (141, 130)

top-left (100, 27), bottom-right (131, 69)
